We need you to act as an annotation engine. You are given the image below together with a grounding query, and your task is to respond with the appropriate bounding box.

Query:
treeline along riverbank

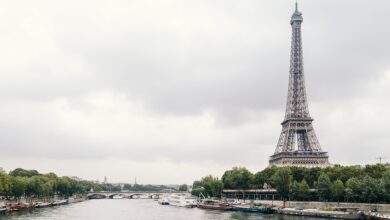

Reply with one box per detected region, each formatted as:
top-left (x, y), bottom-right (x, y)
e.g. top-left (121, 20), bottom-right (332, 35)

top-left (192, 164), bottom-right (390, 204)
top-left (0, 168), bottom-right (118, 203)
top-left (0, 168), bottom-right (186, 206)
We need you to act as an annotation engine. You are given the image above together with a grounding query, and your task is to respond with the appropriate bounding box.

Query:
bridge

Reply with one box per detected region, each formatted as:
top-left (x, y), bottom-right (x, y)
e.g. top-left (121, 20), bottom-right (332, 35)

top-left (87, 191), bottom-right (189, 199)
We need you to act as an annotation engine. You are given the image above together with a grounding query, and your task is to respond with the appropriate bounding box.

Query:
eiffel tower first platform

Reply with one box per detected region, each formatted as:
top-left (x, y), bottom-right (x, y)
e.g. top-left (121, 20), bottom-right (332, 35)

top-left (269, 3), bottom-right (330, 168)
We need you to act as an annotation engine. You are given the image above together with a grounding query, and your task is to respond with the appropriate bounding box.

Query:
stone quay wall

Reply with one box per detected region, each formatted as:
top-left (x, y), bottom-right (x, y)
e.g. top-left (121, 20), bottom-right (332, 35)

top-left (255, 200), bottom-right (390, 213)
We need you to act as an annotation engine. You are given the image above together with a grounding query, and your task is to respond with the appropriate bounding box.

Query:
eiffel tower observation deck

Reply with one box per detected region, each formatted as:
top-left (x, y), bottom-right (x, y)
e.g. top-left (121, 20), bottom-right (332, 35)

top-left (269, 3), bottom-right (330, 168)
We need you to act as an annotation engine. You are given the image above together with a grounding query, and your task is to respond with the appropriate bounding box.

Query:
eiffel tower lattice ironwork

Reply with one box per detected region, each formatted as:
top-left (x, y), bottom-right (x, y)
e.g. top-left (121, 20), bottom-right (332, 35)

top-left (269, 3), bottom-right (330, 167)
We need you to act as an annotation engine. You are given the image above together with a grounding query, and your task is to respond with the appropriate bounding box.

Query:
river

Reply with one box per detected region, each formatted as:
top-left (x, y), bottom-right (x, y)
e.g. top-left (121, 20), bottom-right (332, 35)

top-left (0, 199), bottom-right (325, 220)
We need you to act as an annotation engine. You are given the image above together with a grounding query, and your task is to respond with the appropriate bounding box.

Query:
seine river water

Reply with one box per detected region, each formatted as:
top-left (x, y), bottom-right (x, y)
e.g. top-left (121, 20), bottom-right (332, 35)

top-left (1, 199), bottom-right (323, 220)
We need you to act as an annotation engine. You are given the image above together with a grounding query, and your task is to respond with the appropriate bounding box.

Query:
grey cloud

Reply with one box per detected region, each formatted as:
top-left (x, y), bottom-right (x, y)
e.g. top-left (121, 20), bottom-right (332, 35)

top-left (0, 0), bottom-right (389, 182)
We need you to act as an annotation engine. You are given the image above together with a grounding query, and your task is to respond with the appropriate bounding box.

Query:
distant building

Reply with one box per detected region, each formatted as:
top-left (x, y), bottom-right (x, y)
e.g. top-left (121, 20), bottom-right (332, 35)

top-left (0, 167), bottom-right (5, 173)
top-left (104, 176), bottom-right (107, 184)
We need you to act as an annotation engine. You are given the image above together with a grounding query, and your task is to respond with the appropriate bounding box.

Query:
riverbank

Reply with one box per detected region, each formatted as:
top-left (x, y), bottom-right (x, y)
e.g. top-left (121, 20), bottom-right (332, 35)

top-left (254, 200), bottom-right (390, 213)
top-left (0, 195), bottom-right (86, 214)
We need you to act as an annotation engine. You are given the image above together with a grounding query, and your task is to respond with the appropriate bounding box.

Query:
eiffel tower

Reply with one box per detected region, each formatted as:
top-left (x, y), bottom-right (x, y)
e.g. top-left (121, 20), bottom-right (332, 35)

top-left (269, 3), bottom-right (330, 168)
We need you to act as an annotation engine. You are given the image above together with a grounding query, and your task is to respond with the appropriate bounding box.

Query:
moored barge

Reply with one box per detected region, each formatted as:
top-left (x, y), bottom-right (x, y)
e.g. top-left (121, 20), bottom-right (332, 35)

top-left (197, 199), bottom-right (233, 211)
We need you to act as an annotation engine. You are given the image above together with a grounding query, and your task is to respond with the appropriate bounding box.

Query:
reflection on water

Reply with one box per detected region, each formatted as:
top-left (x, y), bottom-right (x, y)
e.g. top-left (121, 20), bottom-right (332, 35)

top-left (0, 200), bottom-right (332, 220)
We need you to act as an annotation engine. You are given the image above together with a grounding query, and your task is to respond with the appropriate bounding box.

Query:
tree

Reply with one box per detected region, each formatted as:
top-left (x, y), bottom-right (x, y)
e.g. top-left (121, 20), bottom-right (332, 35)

top-left (9, 168), bottom-right (40, 177)
top-left (191, 181), bottom-right (205, 197)
top-left (303, 167), bottom-right (322, 188)
top-left (271, 167), bottom-right (292, 202)
top-left (11, 176), bottom-right (28, 200)
top-left (202, 175), bottom-right (223, 198)
top-left (345, 177), bottom-right (362, 203)
top-left (290, 180), bottom-right (310, 201)
top-left (27, 176), bottom-right (45, 197)
top-left (179, 184), bottom-right (188, 192)
top-left (332, 179), bottom-right (345, 202)
top-left (317, 173), bottom-right (332, 201)
top-left (364, 164), bottom-right (387, 179)
top-left (253, 166), bottom-right (278, 189)
top-left (192, 175), bottom-right (223, 198)
top-left (57, 177), bottom-right (71, 196)
top-left (290, 167), bottom-right (308, 183)
top-left (298, 180), bottom-right (310, 201)
top-left (289, 181), bottom-right (299, 201)
top-left (381, 171), bottom-right (390, 202)
top-left (222, 167), bottom-right (253, 190)
top-left (361, 176), bottom-right (381, 203)
top-left (0, 173), bottom-right (12, 196)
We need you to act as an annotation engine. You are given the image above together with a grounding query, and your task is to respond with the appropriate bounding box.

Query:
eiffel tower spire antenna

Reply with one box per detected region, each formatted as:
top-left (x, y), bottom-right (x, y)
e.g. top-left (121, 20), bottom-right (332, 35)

top-left (295, 0), bottom-right (298, 12)
top-left (269, 3), bottom-right (330, 168)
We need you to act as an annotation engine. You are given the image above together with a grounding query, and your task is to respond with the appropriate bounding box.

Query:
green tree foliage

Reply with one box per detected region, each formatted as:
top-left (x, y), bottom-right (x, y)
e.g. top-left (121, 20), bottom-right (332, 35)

top-left (361, 176), bottom-right (381, 203)
top-left (253, 166), bottom-right (278, 188)
top-left (9, 168), bottom-right (40, 177)
top-left (191, 175), bottom-right (223, 198)
top-left (0, 172), bottom-right (12, 196)
top-left (290, 180), bottom-right (310, 201)
top-left (179, 184), bottom-right (188, 192)
top-left (289, 181), bottom-right (299, 201)
top-left (271, 167), bottom-right (292, 200)
top-left (381, 171), bottom-right (390, 202)
top-left (222, 167), bottom-right (253, 190)
top-left (332, 179), bottom-right (345, 202)
top-left (191, 180), bottom-right (205, 197)
top-left (11, 176), bottom-right (27, 199)
top-left (290, 167), bottom-right (307, 183)
top-left (364, 164), bottom-right (387, 179)
top-left (317, 173), bottom-right (332, 201)
top-left (298, 180), bottom-right (310, 201)
top-left (345, 177), bottom-right (362, 202)
top-left (302, 167), bottom-right (322, 188)
top-left (0, 168), bottom-right (130, 200)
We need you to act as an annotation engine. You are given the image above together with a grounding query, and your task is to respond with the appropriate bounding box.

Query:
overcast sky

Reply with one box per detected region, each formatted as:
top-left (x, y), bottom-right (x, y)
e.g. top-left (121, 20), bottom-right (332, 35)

top-left (0, 0), bottom-right (389, 184)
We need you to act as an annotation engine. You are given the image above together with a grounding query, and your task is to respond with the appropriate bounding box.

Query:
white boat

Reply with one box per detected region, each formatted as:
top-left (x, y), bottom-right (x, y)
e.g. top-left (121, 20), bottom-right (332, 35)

top-left (158, 197), bottom-right (169, 205)
top-left (0, 206), bottom-right (7, 214)
top-left (51, 199), bottom-right (67, 206)
top-left (168, 195), bottom-right (197, 208)
top-left (226, 198), bottom-right (241, 205)
top-left (34, 202), bottom-right (51, 208)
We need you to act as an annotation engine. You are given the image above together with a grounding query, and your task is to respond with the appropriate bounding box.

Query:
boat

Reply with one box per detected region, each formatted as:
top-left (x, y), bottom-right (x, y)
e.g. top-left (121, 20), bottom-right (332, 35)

top-left (158, 197), bottom-right (169, 205)
top-left (277, 207), bottom-right (364, 219)
top-left (366, 210), bottom-right (390, 220)
top-left (0, 206), bottom-right (6, 214)
top-left (34, 202), bottom-right (51, 208)
top-left (233, 204), bottom-right (273, 213)
top-left (197, 199), bottom-right (233, 211)
top-left (51, 199), bottom-right (68, 206)
top-left (226, 198), bottom-right (241, 205)
top-left (9, 203), bottom-right (34, 212)
top-left (168, 195), bottom-right (197, 208)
